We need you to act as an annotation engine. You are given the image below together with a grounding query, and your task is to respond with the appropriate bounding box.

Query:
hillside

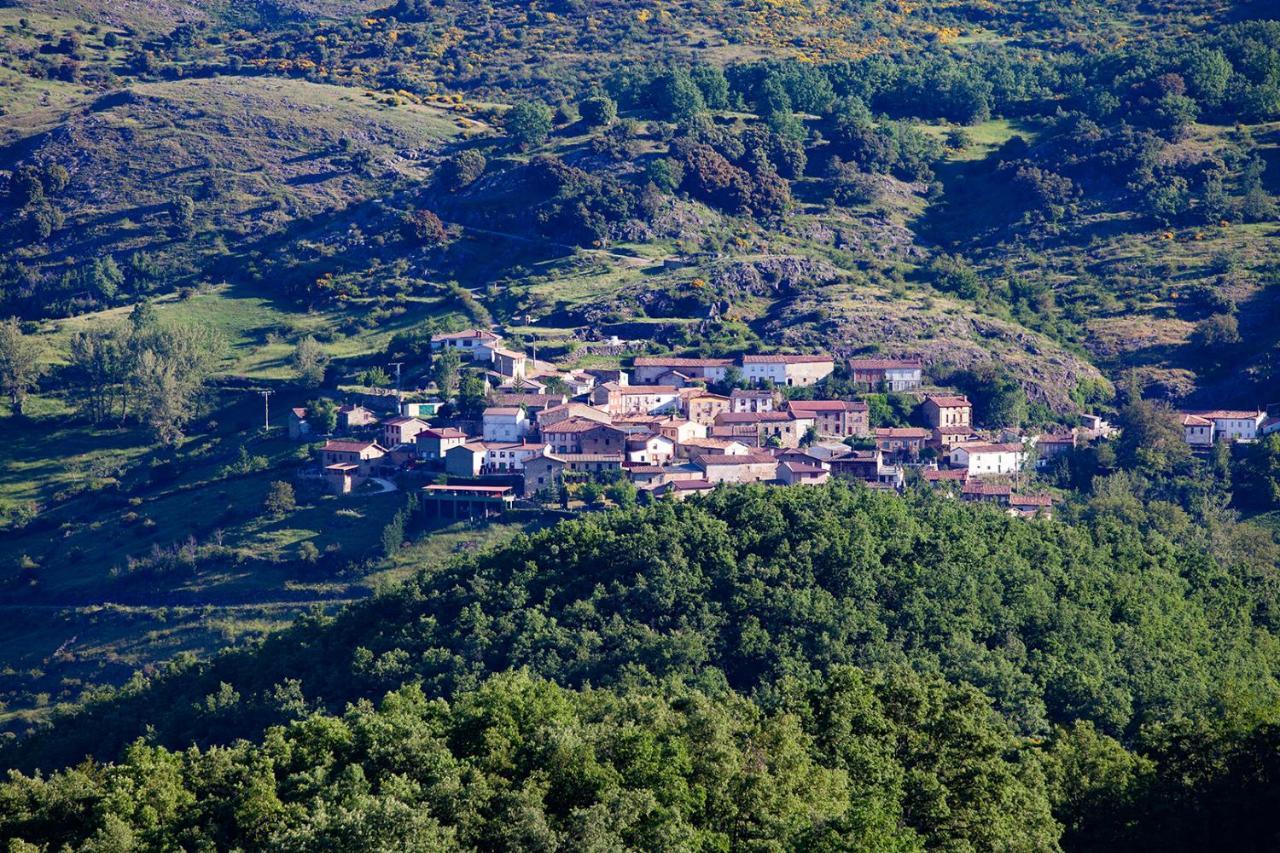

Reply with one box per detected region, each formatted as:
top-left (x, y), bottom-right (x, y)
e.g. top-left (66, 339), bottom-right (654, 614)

top-left (3, 484), bottom-right (1279, 850)
top-left (0, 0), bottom-right (1279, 847)
top-left (3, 2), bottom-right (1278, 409)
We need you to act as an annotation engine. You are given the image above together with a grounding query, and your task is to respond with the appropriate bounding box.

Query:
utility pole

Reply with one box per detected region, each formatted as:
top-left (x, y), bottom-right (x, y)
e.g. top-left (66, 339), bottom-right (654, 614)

top-left (259, 389), bottom-right (274, 431)
top-left (388, 361), bottom-right (404, 406)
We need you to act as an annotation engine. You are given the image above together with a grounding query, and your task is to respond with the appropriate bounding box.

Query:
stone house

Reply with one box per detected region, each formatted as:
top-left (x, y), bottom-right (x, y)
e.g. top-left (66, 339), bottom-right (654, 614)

top-left (785, 400), bottom-right (870, 437)
top-left (922, 395), bottom-right (972, 429)
top-left (847, 358), bottom-right (923, 391)
top-left (729, 388), bottom-right (776, 413)
top-left (542, 417), bottom-right (627, 455)
top-left (337, 405), bottom-right (379, 432)
top-left (874, 427), bottom-right (930, 459)
top-left (695, 451), bottom-right (779, 484)
top-left (631, 357), bottom-right (733, 385)
top-left (777, 461), bottom-right (830, 486)
top-left (445, 443), bottom-right (487, 477)
top-left (415, 427), bottom-right (468, 462)
top-left (683, 391), bottom-right (731, 426)
top-left (382, 416), bottom-right (431, 448)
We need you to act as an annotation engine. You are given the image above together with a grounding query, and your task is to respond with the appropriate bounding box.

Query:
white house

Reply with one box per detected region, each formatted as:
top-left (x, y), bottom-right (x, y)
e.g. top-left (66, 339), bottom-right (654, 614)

top-left (625, 434), bottom-right (676, 466)
top-left (951, 443), bottom-right (1026, 477)
top-left (484, 442), bottom-right (547, 472)
top-left (1182, 410), bottom-right (1266, 442)
top-left (482, 406), bottom-right (531, 443)
top-left (1180, 414), bottom-right (1215, 448)
top-left (740, 355), bottom-right (834, 387)
top-left (430, 329), bottom-right (501, 361)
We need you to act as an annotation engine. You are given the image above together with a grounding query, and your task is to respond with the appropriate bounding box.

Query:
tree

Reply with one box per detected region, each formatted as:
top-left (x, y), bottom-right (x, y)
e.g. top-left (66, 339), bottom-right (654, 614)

top-left (1191, 312), bottom-right (1241, 359)
top-left (292, 336), bottom-right (329, 389)
top-left (1145, 176), bottom-right (1190, 225)
top-left (85, 256), bottom-right (124, 301)
top-left (128, 300), bottom-right (159, 332)
top-left (505, 101), bottom-right (553, 149)
top-left (360, 367), bottom-right (391, 387)
top-left (580, 94), bottom-right (617, 128)
top-left (645, 158), bottom-right (684, 193)
top-left (402, 209), bottom-right (448, 245)
top-left (457, 372), bottom-right (488, 416)
top-left (307, 398), bottom-right (339, 433)
top-left (0, 318), bottom-right (45, 416)
top-left (650, 68), bottom-right (705, 122)
top-left (604, 479), bottom-right (637, 508)
top-left (1116, 397), bottom-right (1192, 475)
top-left (42, 163), bottom-right (69, 194)
top-left (441, 149), bottom-right (486, 191)
top-left (171, 194), bottom-right (196, 237)
top-left (381, 507), bottom-right (407, 556)
top-left (578, 481), bottom-right (603, 507)
top-left (1235, 434), bottom-right (1280, 509)
top-left (432, 348), bottom-right (461, 398)
top-left (264, 481), bottom-right (296, 517)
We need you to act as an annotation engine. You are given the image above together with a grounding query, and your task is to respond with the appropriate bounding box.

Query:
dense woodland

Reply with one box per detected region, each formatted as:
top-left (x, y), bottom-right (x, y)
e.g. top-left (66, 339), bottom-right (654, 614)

top-left (3, 483), bottom-right (1280, 850)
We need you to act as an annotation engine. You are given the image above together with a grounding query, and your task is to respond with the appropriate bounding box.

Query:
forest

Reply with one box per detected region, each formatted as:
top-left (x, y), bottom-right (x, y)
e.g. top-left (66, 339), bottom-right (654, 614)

top-left (3, 483), bottom-right (1280, 850)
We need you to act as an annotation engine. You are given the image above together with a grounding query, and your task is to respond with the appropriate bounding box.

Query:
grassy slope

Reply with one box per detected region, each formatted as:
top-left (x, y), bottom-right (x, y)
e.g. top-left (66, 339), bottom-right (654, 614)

top-left (8, 0), bottom-right (384, 31)
top-left (0, 387), bottom-right (537, 732)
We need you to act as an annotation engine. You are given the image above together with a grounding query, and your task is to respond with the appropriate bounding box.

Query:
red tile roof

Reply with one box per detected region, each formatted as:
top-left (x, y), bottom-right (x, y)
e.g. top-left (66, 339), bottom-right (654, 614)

top-left (787, 400), bottom-right (869, 413)
top-left (962, 482), bottom-right (1012, 496)
top-left (616, 386), bottom-right (681, 395)
top-left (1184, 410), bottom-right (1263, 420)
top-left (419, 427), bottom-right (467, 440)
top-left (432, 329), bottom-right (498, 342)
top-left (957, 443), bottom-right (1024, 454)
top-left (876, 428), bottom-right (930, 439)
top-left (633, 357), bottom-right (734, 367)
top-left (923, 468), bottom-right (969, 481)
top-left (742, 354), bottom-right (832, 364)
top-left (544, 417), bottom-right (622, 434)
top-left (321, 440), bottom-right (383, 453)
top-left (925, 395), bottom-right (971, 408)
top-left (697, 452), bottom-right (777, 466)
top-left (848, 357), bottom-right (922, 370)
top-left (780, 461), bottom-right (827, 474)
top-left (716, 411), bottom-right (795, 424)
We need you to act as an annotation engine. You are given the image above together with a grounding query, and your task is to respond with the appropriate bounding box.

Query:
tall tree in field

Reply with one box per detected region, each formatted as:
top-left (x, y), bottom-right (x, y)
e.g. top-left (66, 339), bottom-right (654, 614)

top-left (68, 326), bottom-right (131, 423)
top-left (0, 318), bottom-right (45, 416)
top-left (292, 336), bottom-right (329, 389)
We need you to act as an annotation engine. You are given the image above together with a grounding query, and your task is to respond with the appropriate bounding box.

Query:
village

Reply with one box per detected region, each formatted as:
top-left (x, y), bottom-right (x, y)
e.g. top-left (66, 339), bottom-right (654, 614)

top-left (290, 328), bottom-right (1280, 522)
